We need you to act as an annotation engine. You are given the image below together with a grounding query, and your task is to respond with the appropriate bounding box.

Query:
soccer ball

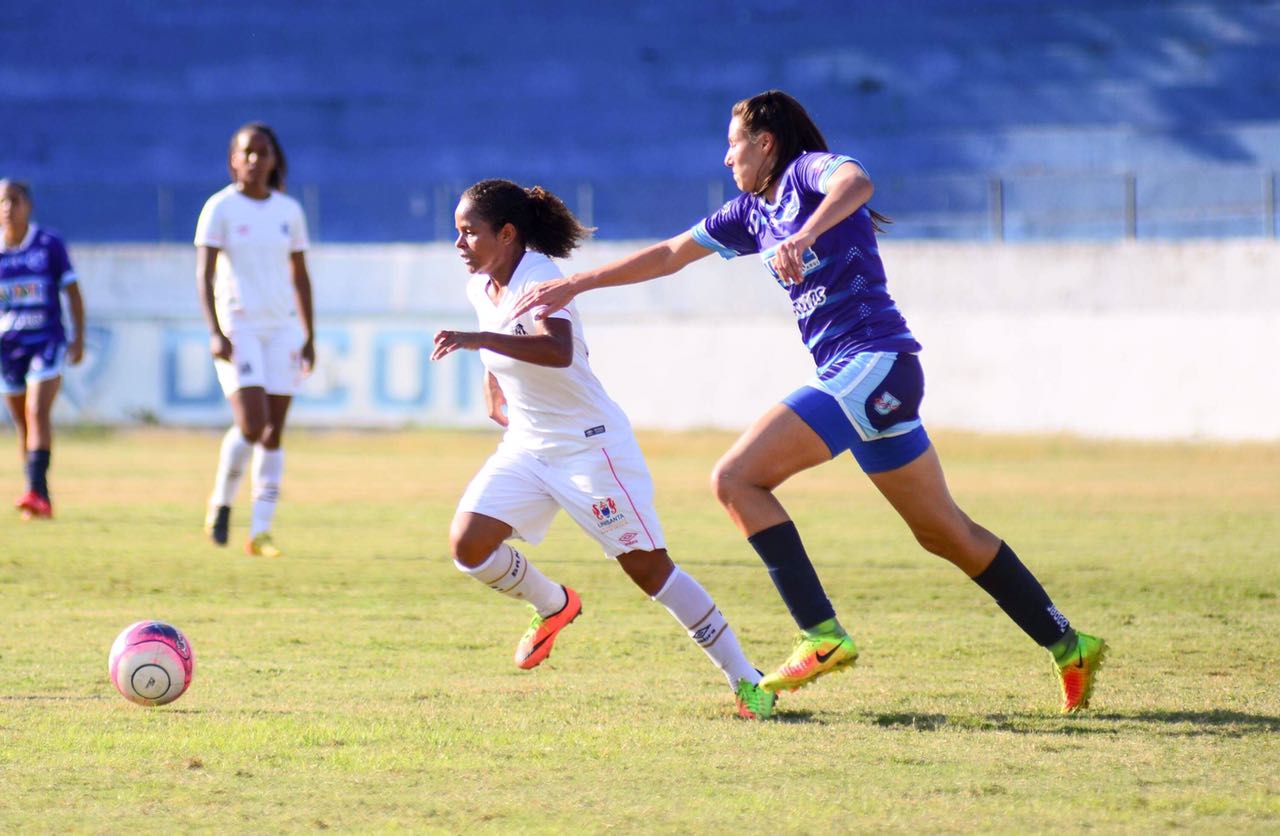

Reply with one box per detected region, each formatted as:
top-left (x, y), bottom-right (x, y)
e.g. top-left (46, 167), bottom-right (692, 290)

top-left (108, 621), bottom-right (195, 706)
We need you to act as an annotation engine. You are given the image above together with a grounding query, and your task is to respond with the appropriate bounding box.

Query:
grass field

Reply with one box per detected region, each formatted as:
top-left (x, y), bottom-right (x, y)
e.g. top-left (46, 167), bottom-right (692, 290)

top-left (1, 427), bottom-right (1277, 832)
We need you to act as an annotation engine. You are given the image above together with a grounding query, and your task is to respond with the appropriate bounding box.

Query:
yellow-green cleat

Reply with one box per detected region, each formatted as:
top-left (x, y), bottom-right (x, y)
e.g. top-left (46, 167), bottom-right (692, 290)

top-left (760, 630), bottom-right (858, 693)
top-left (734, 678), bottom-right (778, 720)
top-left (1054, 631), bottom-right (1108, 713)
top-left (246, 532), bottom-right (284, 558)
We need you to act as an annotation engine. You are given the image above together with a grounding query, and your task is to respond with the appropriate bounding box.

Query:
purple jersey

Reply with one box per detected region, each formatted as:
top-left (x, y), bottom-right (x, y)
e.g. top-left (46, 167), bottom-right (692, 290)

top-left (691, 152), bottom-right (920, 379)
top-left (1, 226), bottom-right (76, 347)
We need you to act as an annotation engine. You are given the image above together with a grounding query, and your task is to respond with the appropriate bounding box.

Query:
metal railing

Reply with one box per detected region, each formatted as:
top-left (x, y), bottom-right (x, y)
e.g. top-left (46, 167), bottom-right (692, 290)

top-left (29, 169), bottom-right (1280, 244)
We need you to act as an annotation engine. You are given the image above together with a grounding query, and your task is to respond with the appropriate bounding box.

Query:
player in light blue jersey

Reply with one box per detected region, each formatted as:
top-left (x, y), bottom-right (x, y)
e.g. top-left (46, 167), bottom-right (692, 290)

top-left (1, 179), bottom-right (86, 520)
top-left (510, 91), bottom-right (1106, 713)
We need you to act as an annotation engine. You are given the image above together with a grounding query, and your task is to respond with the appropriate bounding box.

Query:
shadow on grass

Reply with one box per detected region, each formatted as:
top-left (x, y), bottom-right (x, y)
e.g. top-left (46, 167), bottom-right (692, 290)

top-left (869, 709), bottom-right (1280, 738)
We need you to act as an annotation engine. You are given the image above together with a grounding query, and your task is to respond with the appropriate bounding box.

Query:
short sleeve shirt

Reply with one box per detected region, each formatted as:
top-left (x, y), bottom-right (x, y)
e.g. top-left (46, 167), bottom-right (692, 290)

top-left (0, 225), bottom-right (77, 346)
top-left (195, 185), bottom-right (309, 329)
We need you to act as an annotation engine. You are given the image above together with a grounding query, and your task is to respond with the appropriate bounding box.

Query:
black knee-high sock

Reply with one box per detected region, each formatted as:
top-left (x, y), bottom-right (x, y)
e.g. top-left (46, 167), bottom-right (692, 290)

top-left (972, 541), bottom-right (1071, 647)
top-left (26, 449), bottom-right (51, 499)
top-left (747, 521), bottom-right (836, 631)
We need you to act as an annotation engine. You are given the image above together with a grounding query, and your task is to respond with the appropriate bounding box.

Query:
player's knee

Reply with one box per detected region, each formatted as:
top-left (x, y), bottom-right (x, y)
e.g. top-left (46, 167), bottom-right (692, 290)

top-left (619, 549), bottom-right (675, 596)
top-left (709, 457), bottom-right (748, 506)
top-left (448, 524), bottom-right (498, 568)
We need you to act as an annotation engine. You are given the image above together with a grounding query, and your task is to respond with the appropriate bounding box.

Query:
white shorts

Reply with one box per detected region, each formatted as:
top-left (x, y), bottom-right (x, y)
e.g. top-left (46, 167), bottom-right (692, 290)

top-left (214, 322), bottom-right (306, 397)
top-left (456, 437), bottom-right (667, 558)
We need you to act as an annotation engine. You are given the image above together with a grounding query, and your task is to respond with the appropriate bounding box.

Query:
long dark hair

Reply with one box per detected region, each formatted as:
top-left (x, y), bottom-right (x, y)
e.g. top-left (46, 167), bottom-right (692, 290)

top-left (732, 90), bottom-right (892, 232)
top-left (227, 122), bottom-right (288, 191)
top-left (462, 179), bottom-right (593, 258)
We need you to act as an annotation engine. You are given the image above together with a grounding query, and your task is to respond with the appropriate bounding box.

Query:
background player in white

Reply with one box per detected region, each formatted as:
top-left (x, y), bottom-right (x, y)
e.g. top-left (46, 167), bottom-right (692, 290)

top-left (431, 179), bottom-right (775, 719)
top-left (1, 179), bottom-right (86, 519)
top-left (195, 123), bottom-right (315, 557)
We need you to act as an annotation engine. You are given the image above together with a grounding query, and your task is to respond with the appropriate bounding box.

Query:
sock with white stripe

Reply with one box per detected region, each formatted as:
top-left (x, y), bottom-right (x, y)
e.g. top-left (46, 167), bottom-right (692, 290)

top-left (210, 426), bottom-right (253, 507)
top-left (457, 543), bottom-right (568, 617)
top-left (653, 566), bottom-right (759, 689)
top-left (250, 446), bottom-right (283, 537)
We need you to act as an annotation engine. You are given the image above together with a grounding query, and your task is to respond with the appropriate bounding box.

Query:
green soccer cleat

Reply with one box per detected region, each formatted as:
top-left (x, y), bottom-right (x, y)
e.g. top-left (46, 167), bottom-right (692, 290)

top-left (734, 678), bottom-right (777, 720)
top-left (760, 629), bottom-right (858, 693)
top-left (1054, 631), bottom-right (1108, 713)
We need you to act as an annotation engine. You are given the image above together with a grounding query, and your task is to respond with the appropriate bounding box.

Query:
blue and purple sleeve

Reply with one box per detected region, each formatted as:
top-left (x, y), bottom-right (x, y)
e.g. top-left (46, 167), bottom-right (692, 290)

top-left (690, 195), bottom-right (759, 260)
top-left (795, 152), bottom-right (864, 195)
top-left (50, 236), bottom-right (78, 287)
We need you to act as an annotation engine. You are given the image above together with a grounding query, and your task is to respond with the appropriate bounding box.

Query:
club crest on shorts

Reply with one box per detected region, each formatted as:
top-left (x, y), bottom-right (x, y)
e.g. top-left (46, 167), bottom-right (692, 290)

top-left (591, 497), bottom-right (627, 532)
top-left (872, 390), bottom-right (902, 416)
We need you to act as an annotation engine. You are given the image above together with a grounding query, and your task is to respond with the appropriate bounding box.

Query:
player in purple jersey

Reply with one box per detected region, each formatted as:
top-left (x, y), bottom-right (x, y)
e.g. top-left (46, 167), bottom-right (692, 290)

top-left (510, 91), bottom-right (1106, 713)
top-left (0, 180), bottom-right (86, 520)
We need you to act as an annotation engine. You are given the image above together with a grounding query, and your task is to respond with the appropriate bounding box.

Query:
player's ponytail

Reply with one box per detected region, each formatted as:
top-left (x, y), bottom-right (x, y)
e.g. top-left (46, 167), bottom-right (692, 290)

top-left (462, 179), bottom-right (593, 259)
top-left (523, 186), bottom-right (593, 258)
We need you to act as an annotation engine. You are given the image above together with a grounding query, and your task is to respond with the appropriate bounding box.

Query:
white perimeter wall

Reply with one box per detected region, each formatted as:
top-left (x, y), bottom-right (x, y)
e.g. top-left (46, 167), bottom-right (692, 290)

top-left (54, 239), bottom-right (1280, 441)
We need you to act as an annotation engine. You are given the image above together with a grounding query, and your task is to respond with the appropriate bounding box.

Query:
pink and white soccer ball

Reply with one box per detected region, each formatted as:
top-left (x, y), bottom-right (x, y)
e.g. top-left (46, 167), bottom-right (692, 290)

top-left (108, 621), bottom-right (195, 706)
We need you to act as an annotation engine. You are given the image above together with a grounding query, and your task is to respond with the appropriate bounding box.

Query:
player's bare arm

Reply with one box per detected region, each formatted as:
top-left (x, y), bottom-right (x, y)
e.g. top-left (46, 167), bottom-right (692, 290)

top-left (65, 281), bottom-right (86, 365)
top-left (290, 250), bottom-right (316, 372)
top-left (432, 316), bottom-right (574, 368)
top-left (196, 245), bottom-right (232, 360)
top-left (482, 371), bottom-right (508, 427)
top-left (770, 163), bottom-right (874, 286)
top-left (510, 232), bottom-right (713, 321)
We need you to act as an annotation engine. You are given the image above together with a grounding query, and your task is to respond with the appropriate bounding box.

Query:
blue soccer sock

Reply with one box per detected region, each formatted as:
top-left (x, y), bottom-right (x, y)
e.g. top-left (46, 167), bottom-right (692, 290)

top-left (972, 541), bottom-right (1071, 647)
top-left (747, 520), bottom-right (837, 631)
top-left (26, 449), bottom-right (51, 499)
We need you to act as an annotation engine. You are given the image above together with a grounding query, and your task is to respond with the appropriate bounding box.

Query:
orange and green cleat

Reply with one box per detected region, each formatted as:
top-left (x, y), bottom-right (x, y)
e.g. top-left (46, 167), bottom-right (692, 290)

top-left (515, 586), bottom-right (582, 670)
top-left (760, 629), bottom-right (858, 693)
top-left (734, 678), bottom-right (778, 720)
top-left (246, 532), bottom-right (284, 558)
top-left (1054, 631), bottom-right (1108, 713)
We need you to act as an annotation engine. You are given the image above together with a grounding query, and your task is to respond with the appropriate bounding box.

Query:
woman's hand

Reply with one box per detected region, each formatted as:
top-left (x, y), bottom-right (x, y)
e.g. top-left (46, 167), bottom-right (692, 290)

top-left (508, 276), bottom-right (579, 321)
top-left (431, 329), bottom-right (485, 361)
top-left (66, 336), bottom-right (85, 365)
top-left (300, 337), bottom-right (316, 375)
top-left (769, 230), bottom-right (818, 286)
top-left (210, 332), bottom-right (233, 361)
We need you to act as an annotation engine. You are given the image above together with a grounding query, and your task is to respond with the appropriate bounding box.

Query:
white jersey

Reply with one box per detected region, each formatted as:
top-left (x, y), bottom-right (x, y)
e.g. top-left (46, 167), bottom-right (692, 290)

top-left (194, 185), bottom-right (309, 329)
top-left (466, 251), bottom-right (632, 456)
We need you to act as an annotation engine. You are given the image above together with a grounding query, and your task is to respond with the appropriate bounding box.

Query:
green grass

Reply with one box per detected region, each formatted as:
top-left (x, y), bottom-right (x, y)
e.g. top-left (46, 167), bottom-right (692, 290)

top-left (1, 428), bottom-right (1278, 832)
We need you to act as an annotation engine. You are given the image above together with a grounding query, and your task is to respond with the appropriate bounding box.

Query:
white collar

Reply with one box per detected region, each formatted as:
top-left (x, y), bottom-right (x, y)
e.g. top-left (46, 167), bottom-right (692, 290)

top-left (0, 223), bottom-right (37, 252)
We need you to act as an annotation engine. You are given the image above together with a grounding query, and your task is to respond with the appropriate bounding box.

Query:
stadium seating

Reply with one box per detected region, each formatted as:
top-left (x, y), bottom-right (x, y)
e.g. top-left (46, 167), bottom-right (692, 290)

top-left (1, 0), bottom-right (1277, 240)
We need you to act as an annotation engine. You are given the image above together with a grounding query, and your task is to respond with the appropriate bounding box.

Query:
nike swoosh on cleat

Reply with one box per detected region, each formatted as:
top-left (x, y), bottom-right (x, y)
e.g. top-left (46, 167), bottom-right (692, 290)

top-left (1075, 651), bottom-right (1086, 669)
top-left (815, 644), bottom-right (844, 664)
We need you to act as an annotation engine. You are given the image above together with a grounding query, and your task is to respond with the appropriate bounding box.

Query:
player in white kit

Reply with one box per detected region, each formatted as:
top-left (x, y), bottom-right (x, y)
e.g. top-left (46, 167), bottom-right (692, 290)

top-left (431, 179), bottom-right (774, 718)
top-left (194, 123), bottom-right (315, 557)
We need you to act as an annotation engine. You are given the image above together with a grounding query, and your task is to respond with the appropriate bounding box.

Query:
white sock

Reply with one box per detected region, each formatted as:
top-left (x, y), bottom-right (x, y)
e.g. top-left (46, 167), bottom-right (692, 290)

top-left (653, 566), bottom-right (759, 689)
top-left (250, 446), bottom-right (284, 537)
top-left (456, 544), bottom-right (568, 617)
top-left (210, 426), bottom-right (253, 507)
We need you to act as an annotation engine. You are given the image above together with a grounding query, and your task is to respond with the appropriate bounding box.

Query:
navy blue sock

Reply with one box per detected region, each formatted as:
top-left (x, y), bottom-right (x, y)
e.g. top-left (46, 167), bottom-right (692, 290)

top-left (972, 541), bottom-right (1071, 647)
top-left (26, 449), bottom-right (51, 499)
top-left (747, 521), bottom-right (836, 631)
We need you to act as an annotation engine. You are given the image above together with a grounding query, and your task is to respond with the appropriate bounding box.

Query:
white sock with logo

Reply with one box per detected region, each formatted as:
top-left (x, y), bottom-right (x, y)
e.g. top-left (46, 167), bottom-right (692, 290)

top-left (250, 446), bottom-right (284, 537)
top-left (653, 566), bottom-right (759, 689)
top-left (457, 544), bottom-right (568, 617)
top-left (210, 426), bottom-right (253, 507)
